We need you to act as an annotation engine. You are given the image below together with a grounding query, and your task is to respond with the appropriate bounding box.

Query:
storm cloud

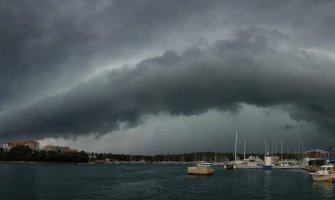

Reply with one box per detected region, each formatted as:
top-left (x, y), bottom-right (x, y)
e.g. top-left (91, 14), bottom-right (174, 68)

top-left (0, 0), bottom-right (221, 111)
top-left (1, 1), bottom-right (335, 151)
top-left (1, 27), bottom-right (335, 140)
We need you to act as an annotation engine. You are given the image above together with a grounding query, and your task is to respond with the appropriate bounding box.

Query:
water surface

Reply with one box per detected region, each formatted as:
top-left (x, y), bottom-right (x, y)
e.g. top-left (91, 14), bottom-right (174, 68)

top-left (0, 164), bottom-right (334, 200)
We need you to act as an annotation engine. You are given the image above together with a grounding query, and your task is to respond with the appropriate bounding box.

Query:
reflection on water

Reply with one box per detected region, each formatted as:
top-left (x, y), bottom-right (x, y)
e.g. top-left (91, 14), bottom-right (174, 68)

top-left (263, 170), bottom-right (272, 200)
top-left (312, 182), bottom-right (334, 199)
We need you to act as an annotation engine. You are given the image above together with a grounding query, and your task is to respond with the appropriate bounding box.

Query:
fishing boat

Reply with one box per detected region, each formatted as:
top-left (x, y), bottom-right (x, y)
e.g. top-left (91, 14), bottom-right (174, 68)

top-left (309, 164), bottom-right (335, 181)
top-left (187, 161), bottom-right (214, 175)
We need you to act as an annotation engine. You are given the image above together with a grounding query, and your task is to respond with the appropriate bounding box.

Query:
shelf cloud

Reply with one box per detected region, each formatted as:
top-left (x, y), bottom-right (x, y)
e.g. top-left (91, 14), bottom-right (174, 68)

top-left (1, 1), bottom-right (335, 151)
top-left (1, 27), bottom-right (335, 140)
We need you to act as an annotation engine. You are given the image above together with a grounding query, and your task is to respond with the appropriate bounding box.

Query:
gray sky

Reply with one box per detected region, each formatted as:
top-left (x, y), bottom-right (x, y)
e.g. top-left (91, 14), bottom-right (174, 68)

top-left (1, 0), bottom-right (335, 153)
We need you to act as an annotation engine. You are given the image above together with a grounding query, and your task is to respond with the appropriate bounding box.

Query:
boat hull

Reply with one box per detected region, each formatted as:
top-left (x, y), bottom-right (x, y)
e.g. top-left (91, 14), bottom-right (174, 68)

top-left (187, 166), bottom-right (214, 175)
top-left (224, 164), bottom-right (236, 169)
top-left (273, 165), bottom-right (303, 169)
top-left (236, 165), bottom-right (262, 169)
top-left (310, 173), bottom-right (335, 182)
top-left (263, 165), bottom-right (272, 170)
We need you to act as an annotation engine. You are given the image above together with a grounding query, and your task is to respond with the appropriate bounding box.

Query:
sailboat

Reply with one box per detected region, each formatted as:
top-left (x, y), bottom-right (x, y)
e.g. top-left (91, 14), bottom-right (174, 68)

top-left (224, 130), bottom-right (238, 169)
top-left (235, 141), bottom-right (264, 169)
top-left (263, 139), bottom-right (272, 170)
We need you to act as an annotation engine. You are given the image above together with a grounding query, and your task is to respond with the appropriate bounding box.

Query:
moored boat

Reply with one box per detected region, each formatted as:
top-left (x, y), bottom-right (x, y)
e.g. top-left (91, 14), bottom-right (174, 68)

top-left (225, 129), bottom-right (238, 170)
top-left (263, 155), bottom-right (272, 170)
top-left (274, 159), bottom-right (303, 169)
top-left (187, 161), bottom-right (214, 175)
top-left (224, 162), bottom-right (236, 169)
top-left (235, 156), bottom-right (264, 169)
top-left (263, 140), bottom-right (272, 170)
top-left (309, 164), bottom-right (335, 181)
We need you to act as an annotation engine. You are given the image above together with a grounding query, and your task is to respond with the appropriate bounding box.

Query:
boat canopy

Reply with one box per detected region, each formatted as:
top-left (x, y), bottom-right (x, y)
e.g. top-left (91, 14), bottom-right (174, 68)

top-left (304, 149), bottom-right (329, 159)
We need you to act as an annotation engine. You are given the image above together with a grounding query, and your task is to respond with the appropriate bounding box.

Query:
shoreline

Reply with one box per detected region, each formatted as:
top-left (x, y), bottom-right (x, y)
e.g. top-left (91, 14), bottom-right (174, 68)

top-left (0, 161), bottom-right (86, 164)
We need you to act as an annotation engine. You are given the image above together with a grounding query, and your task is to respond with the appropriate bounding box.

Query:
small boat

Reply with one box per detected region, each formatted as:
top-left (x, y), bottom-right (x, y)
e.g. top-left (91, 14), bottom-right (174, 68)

top-left (187, 161), bottom-right (214, 175)
top-left (309, 164), bottom-right (335, 181)
top-left (263, 155), bottom-right (272, 170)
top-left (224, 162), bottom-right (236, 169)
top-left (263, 140), bottom-right (272, 170)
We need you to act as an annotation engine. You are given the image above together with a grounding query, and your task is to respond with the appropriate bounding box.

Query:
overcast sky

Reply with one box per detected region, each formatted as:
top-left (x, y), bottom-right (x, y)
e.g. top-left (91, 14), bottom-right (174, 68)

top-left (1, 0), bottom-right (335, 154)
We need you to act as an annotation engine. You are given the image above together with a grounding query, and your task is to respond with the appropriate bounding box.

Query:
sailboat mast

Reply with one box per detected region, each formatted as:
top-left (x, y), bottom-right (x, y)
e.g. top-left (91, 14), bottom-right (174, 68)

top-left (214, 148), bottom-right (216, 163)
top-left (265, 139), bottom-right (267, 156)
top-left (281, 140), bottom-right (283, 160)
top-left (301, 139), bottom-right (304, 159)
top-left (243, 141), bottom-right (246, 160)
top-left (234, 129), bottom-right (237, 161)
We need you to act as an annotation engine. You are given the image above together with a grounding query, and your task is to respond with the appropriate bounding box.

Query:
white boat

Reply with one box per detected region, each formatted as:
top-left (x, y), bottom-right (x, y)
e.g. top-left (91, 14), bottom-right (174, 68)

top-left (199, 161), bottom-right (212, 167)
top-left (225, 130), bottom-right (238, 169)
top-left (187, 161), bottom-right (214, 175)
top-left (274, 160), bottom-right (303, 169)
top-left (263, 155), bottom-right (272, 170)
top-left (224, 161), bottom-right (237, 169)
top-left (309, 164), bottom-right (335, 181)
top-left (235, 139), bottom-right (264, 169)
top-left (263, 139), bottom-right (272, 170)
top-left (236, 156), bottom-right (264, 169)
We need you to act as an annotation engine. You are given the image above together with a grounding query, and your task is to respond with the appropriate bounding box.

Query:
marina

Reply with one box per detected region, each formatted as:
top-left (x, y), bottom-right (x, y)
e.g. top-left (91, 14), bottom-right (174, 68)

top-left (2, 1), bottom-right (335, 199)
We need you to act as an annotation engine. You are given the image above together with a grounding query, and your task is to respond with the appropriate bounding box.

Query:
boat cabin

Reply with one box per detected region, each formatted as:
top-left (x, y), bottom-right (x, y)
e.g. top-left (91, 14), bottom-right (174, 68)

top-left (319, 165), bottom-right (335, 172)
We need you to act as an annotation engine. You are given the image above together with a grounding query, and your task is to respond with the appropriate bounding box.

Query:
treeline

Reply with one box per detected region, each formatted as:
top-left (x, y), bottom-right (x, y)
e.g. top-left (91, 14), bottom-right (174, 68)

top-left (91, 151), bottom-right (302, 163)
top-left (0, 146), bottom-right (89, 163)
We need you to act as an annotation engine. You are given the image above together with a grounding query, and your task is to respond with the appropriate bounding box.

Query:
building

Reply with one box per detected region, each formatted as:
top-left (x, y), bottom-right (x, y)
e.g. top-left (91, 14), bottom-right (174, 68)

top-left (304, 149), bottom-right (329, 159)
top-left (303, 149), bottom-right (329, 167)
top-left (42, 145), bottom-right (78, 153)
top-left (2, 140), bottom-right (39, 151)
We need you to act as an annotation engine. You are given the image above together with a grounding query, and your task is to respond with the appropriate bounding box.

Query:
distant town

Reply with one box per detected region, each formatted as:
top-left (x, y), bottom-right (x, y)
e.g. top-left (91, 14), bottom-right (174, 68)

top-left (0, 139), bottom-right (332, 171)
top-left (0, 140), bottom-right (87, 163)
top-left (3, 140), bottom-right (78, 153)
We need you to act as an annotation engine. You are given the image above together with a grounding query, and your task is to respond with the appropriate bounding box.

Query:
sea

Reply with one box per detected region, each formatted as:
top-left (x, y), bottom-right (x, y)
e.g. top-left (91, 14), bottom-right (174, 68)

top-left (0, 163), bottom-right (334, 200)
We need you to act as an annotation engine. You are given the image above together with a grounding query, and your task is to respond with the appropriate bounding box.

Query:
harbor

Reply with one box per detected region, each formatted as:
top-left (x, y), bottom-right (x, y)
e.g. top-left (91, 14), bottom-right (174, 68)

top-left (1, 162), bottom-right (334, 200)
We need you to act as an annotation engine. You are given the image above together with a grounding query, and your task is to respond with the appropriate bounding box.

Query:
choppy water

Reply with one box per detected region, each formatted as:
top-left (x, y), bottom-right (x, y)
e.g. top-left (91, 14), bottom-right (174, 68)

top-left (0, 163), bottom-right (334, 200)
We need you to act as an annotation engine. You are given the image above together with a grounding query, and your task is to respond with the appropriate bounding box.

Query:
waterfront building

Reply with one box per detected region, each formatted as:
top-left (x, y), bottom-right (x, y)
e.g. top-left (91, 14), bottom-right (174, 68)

top-left (42, 145), bottom-right (78, 153)
top-left (303, 149), bottom-right (329, 168)
top-left (2, 140), bottom-right (39, 151)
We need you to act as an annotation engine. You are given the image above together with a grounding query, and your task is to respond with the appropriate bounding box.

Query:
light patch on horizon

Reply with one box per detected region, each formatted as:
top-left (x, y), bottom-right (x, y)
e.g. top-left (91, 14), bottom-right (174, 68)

top-left (39, 104), bottom-right (329, 154)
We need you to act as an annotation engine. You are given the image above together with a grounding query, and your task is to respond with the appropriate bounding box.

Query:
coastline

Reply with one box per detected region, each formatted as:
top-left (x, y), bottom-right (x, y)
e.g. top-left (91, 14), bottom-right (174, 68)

top-left (0, 161), bottom-right (85, 164)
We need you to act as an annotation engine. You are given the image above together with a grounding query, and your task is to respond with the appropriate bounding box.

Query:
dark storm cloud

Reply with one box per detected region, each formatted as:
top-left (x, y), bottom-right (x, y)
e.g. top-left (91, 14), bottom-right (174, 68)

top-left (2, 0), bottom-right (335, 142)
top-left (1, 27), bottom-right (335, 140)
top-left (0, 0), bottom-right (220, 110)
top-left (2, 0), bottom-right (335, 112)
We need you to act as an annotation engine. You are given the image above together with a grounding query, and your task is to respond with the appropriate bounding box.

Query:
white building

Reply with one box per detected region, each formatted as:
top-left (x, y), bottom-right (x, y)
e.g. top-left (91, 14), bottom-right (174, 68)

top-left (42, 145), bottom-right (78, 153)
top-left (2, 140), bottom-right (39, 151)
